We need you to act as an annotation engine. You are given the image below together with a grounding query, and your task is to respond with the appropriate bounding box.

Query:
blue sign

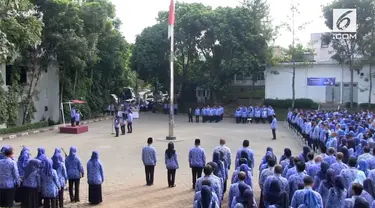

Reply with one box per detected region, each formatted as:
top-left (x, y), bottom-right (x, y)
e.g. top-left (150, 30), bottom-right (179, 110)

top-left (307, 77), bottom-right (336, 86)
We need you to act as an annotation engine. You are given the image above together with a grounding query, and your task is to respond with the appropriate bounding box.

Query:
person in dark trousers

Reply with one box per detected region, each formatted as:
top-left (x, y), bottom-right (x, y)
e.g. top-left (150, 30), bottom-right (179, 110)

top-left (120, 113), bottom-right (126, 135)
top-left (188, 108), bottom-right (193, 122)
top-left (142, 137), bottom-right (157, 186)
top-left (195, 107), bottom-right (200, 123)
top-left (271, 115), bottom-right (278, 140)
top-left (114, 117), bottom-right (120, 137)
top-left (127, 111), bottom-right (133, 133)
top-left (165, 142), bottom-right (179, 187)
top-left (75, 110), bottom-right (80, 126)
top-left (65, 147), bottom-right (84, 203)
top-left (70, 108), bottom-right (76, 126)
top-left (188, 139), bottom-right (206, 189)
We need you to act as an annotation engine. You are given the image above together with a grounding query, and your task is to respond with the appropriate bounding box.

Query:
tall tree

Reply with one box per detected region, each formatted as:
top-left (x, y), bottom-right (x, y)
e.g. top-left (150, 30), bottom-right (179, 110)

top-left (322, 0), bottom-right (374, 108)
top-left (281, 0), bottom-right (311, 108)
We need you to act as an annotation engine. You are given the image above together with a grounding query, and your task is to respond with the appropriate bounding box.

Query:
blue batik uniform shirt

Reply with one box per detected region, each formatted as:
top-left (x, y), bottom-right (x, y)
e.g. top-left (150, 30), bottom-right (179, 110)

top-left (189, 146), bottom-right (206, 168)
top-left (65, 149), bottom-right (84, 180)
top-left (87, 160), bottom-right (104, 185)
top-left (0, 157), bottom-right (20, 188)
top-left (195, 108), bottom-right (200, 116)
top-left (142, 145), bottom-right (157, 166)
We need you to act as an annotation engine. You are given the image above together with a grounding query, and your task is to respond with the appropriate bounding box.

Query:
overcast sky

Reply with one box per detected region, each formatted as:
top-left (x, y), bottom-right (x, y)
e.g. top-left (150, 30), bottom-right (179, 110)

top-left (111, 0), bottom-right (332, 47)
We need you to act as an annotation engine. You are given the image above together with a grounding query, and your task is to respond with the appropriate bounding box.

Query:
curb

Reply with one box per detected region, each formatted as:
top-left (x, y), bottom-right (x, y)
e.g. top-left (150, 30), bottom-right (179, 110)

top-left (0, 117), bottom-right (112, 141)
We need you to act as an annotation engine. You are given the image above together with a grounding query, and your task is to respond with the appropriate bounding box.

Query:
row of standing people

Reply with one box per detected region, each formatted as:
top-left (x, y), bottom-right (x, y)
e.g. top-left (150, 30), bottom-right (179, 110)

top-left (0, 146), bottom-right (104, 208)
top-left (114, 110), bottom-right (134, 137)
top-left (235, 106), bottom-right (275, 124)
top-left (140, 137), bottom-right (261, 207)
top-left (187, 106), bottom-right (224, 123)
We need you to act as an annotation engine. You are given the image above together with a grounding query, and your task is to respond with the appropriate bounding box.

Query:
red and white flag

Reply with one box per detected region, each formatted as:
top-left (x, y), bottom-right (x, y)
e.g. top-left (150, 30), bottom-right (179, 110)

top-left (168, 0), bottom-right (175, 39)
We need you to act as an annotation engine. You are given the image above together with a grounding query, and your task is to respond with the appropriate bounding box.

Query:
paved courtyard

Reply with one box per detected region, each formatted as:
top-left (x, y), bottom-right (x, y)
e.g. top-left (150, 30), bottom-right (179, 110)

top-left (0, 113), bottom-right (302, 208)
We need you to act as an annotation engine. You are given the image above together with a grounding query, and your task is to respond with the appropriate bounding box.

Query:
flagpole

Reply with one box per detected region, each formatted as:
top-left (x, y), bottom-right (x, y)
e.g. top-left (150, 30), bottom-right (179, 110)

top-left (166, 0), bottom-right (176, 140)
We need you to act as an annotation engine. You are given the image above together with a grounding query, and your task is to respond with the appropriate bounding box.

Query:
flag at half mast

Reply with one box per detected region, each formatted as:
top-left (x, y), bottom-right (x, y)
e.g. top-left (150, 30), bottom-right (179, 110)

top-left (168, 0), bottom-right (175, 39)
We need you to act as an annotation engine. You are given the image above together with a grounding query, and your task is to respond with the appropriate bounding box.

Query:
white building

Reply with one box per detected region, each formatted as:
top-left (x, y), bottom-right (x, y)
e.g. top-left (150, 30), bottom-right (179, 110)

top-left (265, 33), bottom-right (374, 104)
top-left (0, 62), bottom-right (60, 126)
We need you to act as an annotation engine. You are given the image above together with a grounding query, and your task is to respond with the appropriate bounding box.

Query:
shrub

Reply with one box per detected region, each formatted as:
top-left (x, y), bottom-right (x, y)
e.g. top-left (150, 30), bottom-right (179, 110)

top-left (264, 98), bottom-right (318, 109)
top-left (344, 102), bottom-right (358, 108)
top-left (358, 103), bottom-right (375, 109)
top-left (0, 121), bottom-right (49, 135)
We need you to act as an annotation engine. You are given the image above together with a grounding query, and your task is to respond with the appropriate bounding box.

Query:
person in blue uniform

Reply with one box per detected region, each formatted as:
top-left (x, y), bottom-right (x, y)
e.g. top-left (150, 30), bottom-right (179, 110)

top-left (209, 107), bottom-right (214, 123)
top-left (241, 107), bottom-right (247, 124)
top-left (142, 137), bottom-right (157, 186)
top-left (22, 159), bottom-right (42, 208)
top-left (75, 110), bottom-right (80, 126)
top-left (87, 151), bottom-right (104, 205)
top-left (271, 115), bottom-right (278, 140)
top-left (189, 139), bottom-right (206, 189)
top-left (215, 107), bottom-right (221, 123)
top-left (70, 108), bottom-right (76, 126)
top-left (261, 106), bottom-right (268, 123)
top-left (202, 107), bottom-right (207, 123)
top-left (52, 149), bottom-right (67, 208)
top-left (255, 107), bottom-right (261, 123)
top-left (0, 147), bottom-right (20, 208)
top-left (247, 106), bottom-right (254, 124)
top-left (195, 107), bottom-right (200, 123)
top-left (40, 159), bottom-right (60, 208)
top-left (235, 107), bottom-right (241, 124)
top-left (165, 142), bottom-right (178, 187)
top-left (114, 116), bottom-right (120, 137)
top-left (120, 111), bottom-right (126, 135)
top-left (127, 110), bottom-right (133, 133)
top-left (65, 147), bottom-right (84, 203)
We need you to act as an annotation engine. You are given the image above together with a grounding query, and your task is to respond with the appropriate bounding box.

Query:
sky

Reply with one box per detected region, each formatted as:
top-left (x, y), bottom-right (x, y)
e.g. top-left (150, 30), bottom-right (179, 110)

top-left (111, 0), bottom-right (333, 48)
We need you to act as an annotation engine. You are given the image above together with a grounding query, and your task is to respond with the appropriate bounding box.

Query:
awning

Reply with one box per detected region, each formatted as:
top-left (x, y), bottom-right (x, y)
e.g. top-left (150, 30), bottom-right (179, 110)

top-left (71, 100), bottom-right (86, 104)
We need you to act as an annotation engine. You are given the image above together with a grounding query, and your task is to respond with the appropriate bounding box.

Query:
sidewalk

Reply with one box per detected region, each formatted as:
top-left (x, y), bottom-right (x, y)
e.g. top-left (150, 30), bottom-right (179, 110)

top-left (0, 116), bottom-right (112, 141)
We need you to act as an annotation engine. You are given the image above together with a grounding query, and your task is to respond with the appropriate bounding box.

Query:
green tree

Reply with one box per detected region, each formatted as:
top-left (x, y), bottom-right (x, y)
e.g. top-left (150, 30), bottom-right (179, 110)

top-left (281, 0), bottom-right (312, 109)
top-left (0, 0), bottom-right (43, 125)
top-left (131, 23), bottom-right (169, 92)
top-left (322, 0), bottom-right (374, 108)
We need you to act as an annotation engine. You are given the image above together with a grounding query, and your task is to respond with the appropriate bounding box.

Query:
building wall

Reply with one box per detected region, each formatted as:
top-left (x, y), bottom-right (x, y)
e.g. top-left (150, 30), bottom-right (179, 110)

top-left (0, 62), bottom-right (60, 127)
top-left (32, 62), bottom-right (60, 123)
top-left (265, 63), bottom-right (375, 103)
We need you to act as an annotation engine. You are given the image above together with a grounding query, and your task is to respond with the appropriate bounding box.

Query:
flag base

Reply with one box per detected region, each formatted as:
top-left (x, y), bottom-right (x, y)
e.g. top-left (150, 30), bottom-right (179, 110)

top-left (166, 136), bottom-right (176, 140)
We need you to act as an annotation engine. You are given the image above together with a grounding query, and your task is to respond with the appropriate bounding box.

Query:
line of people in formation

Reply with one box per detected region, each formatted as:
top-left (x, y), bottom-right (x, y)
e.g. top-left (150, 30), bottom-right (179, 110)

top-left (234, 105), bottom-right (275, 124)
top-left (141, 132), bottom-right (375, 207)
top-left (113, 110), bottom-right (134, 137)
top-left (0, 146), bottom-right (104, 208)
top-left (187, 106), bottom-right (225, 123)
top-left (163, 103), bottom-right (179, 114)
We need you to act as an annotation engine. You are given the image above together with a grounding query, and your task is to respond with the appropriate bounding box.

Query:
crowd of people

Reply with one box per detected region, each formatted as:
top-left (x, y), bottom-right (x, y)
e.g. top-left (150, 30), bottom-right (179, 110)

top-left (283, 109), bottom-right (375, 208)
top-left (0, 146), bottom-right (104, 208)
top-left (234, 106), bottom-right (275, 124)
top-left (141, 108), bottom-right (375, 208)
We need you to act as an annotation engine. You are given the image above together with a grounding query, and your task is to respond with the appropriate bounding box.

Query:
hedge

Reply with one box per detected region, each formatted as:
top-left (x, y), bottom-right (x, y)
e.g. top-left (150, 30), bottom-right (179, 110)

top-left (264, 98), bottom-right (319, 109)
top-left (345, 102), bottom-right (375, 109)
top-left (0, 121), bottom-right (49, 135)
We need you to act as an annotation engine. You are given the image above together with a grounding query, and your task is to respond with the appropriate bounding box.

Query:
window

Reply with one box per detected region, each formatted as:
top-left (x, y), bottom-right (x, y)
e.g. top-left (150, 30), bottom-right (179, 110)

top-left (321, 42), bottom-right (329, 48)
top-left (6, 65), bottom-right (12, 86)
top-left (19, 66), bottom-right (27, 84)
top-left (5, 65), bottom-right (27, 85)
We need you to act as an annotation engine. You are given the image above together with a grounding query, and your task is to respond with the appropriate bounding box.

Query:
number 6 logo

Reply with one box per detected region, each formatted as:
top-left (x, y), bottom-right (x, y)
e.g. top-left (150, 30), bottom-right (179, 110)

top-left (332, 9), bottom-right (357, 33)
